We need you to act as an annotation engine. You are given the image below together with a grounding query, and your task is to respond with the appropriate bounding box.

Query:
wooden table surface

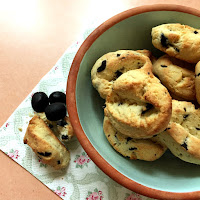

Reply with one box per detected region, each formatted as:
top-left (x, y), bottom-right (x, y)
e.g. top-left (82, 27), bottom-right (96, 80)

top-left (1, 0), bottom-right (200, 199)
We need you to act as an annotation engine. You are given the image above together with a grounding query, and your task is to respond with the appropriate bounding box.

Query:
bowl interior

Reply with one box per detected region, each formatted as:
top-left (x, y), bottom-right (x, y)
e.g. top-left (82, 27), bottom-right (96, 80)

top-left (76, 10), bottom-right (200, 193)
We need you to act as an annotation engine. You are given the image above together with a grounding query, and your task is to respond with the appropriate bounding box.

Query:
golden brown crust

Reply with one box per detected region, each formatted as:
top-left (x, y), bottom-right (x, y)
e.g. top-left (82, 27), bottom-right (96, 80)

top-left (91, 50), bottom-right (153, 99)
top-left (24, 115), bottom-right (70, 170)
top-left (157, 100), bottom-right (200, 165)
top-left (105, 68), bottom-right (172, 139)
top-left (103, 116), bottom-right (167, 161)
top-left (152, 23), bottom-right (200, 63)
top-left (36, 112), bottom-right (74, 142)
top-left (135, 49), bottom-right (157, 64)
top-left (195, 61), bottom-right (200, 104)
top-left (153, 54), bottom-right (195, 100)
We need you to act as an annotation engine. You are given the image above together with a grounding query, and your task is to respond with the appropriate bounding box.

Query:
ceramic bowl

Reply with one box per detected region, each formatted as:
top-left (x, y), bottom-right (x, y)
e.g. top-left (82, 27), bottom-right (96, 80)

top-left (67, 4), bottom-right (200, 200)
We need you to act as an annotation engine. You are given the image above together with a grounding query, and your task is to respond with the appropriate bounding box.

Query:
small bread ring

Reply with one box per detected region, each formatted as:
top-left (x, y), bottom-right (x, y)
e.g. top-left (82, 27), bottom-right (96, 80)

top-left (104, 68), bottom-right (172, 139)
top-left (103, 116), bottom-right (167, 161)
top-left (152, 23), bottom-right (200, 63)
top-left (157, 100), bottom-right (200, 165)
top-left (91, 50), bottom-right (153, 99)
top-left (153, 54), bottom-right (195, 100)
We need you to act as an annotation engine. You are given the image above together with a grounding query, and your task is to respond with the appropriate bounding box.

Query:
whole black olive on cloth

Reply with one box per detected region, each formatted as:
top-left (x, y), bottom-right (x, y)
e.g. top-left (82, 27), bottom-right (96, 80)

top-left (49, 91), bottom-right (66, 104)
top-left (31, 92), bottom-right (49, 112)
top-left (45, 102), bottom-right (66, 121)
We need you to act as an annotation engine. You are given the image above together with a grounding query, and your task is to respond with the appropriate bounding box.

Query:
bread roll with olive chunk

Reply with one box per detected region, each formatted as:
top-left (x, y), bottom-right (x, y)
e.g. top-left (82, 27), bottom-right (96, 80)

top-left (24, 115), bottom-right (70, 170)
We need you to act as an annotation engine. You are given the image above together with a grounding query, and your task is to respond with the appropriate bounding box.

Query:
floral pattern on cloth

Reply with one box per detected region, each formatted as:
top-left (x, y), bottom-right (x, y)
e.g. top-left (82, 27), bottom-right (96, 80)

top-left (6, 149), bottom-right (19, 160)
top-left (86, 188), bottom-right (103, 200)
top-left (74, 151), bottom-right (91, 168)
top-left (2, 122), bottom-right (10, 131)
top-left (54, 186), bottom-right (67, 197)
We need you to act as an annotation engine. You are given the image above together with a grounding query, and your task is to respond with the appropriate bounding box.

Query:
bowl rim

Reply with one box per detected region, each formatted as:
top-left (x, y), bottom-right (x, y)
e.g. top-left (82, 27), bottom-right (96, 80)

top-left (67, 4), bottom-right (200, 200)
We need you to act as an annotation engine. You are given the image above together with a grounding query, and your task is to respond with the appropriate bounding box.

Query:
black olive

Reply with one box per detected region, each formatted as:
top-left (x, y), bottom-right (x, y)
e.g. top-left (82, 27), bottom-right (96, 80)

top-left (45, 102), bottom-right (66, 121)
top-left (129, 147), bottom-right (137, 150)
top-left (161, 33), bottom-right (168, 47)
top-left (175, 48), bottom-right (180, 52)
top-left (181, 142), bottom-right (188, 150)
top-left (183, 114), bottom-right (189, 119)
top-left (164, 127), bottom-right (171, 131)
top-left (97, 60), bottom-right (106, 72)
top-left (49, 91), bottom-right (66, 104)
top-left (37, 152), bottom-right (51, 157)
top-left (31, 92), bottom-right (49, 112)
top-left (181, 137), bottom-right (188, 150)
top-left (57, 119), bottom-right (68, 127)
top-left (61, 135), bottom-right (69, 140)
top-left (126, 137), bottom-right (132, 142)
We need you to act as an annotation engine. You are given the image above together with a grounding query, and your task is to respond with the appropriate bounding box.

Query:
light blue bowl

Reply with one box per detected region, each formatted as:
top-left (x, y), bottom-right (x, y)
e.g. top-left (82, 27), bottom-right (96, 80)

top-left (67, 4), bottom-right (200, 200)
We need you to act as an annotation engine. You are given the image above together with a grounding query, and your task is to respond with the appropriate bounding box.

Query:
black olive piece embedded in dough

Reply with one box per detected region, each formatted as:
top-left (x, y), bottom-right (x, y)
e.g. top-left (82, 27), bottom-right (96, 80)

top-left (37, 152), bottom-right (52, 157)
top-left (97, 60), bottom-right (106, 72)
top-left (183, 114), bottom-right (189, 119)
top-left (161, 33), bottom-right (169, 47)
top-left (175, 48), bottom-right (180, 52)
top-left (181, 137), bottom-right (188, 150)
top-left (196, 127), bottom-right (200, 130)
top-left (194, 30), bottom-right (198, 34)
top-left (49, 91), bottom-right (66, 104)
top-left (45, 102), bottom-right (66, 121)
top-left (61, 135), bottom-right (69, 140)
top-left (164, 127), bottom-right (171, 131)
top-left (181, 141), bottom-right (188, 150)
top-left (153, 134), bottom-right (158, 137)
top-left (57, 119), bottom-right (68, 127)
top-left (161, 65), bottom-right (167, 68)
top-left (129, 147), bottom-right (137, 150)
top-left (196, 73), bottom-right (200, 77)
top-left (126, 137), bottom-right (132, 143)
top-left (31, 92), bottom-right (49, 112)
top-left (48, 124), bottom-right (54, 129)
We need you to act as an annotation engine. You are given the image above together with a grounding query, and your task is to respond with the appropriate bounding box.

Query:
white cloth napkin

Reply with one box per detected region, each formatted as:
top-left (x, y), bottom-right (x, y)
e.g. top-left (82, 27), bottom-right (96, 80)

top-left (0, 22), bottom-right (155, 200)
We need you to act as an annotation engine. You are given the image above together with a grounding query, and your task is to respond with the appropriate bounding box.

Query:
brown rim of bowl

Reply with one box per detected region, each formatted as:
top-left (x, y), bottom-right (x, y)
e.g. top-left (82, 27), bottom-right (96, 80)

top-left (67, 4), bottom-right (200, 200)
